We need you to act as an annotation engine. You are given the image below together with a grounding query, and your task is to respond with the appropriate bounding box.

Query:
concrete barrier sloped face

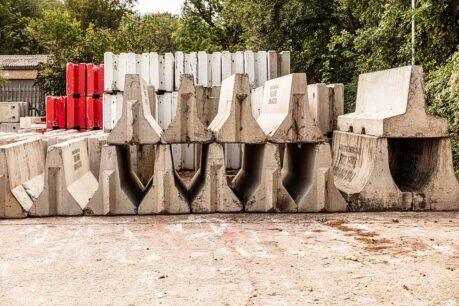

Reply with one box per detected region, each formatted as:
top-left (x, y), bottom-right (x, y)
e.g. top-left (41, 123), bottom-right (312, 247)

top-left (162, 74), bottom-right (212, 144)
top-left (0, 139), bottom-right (45, 218)
top-left (332, 131), bottom-right (415, 211)
top-left (86, 145), bottom-right (143, 215)
top-left (88, 133), bottom-right (108, 179)
top-left (187, 143), bottom-right (242, 213)
top-left (337, 66), bottom-right (448, 137)
top-left (282, 143), bottom-right (347, 212)
top-left (30, 138), bottom-right (98, 216)
top-left (138, 144), bottom-right (190, 214)
top-left (256, 73), bottom-right (324, 143)
top-left (209, 74), bottom-right (266, 144)
top-left (108, 74), bottom-right (162, 145)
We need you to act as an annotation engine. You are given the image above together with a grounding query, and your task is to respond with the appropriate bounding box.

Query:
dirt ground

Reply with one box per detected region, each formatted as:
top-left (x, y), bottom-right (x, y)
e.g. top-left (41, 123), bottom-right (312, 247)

top-left (0, 212), bottom-right (458, 306)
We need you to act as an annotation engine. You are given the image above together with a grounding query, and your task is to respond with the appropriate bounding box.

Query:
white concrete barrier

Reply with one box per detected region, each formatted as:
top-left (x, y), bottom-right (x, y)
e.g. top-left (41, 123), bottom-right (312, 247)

top-left (256, 73), bottom-right (324, 143)
top-left (337, 66), bottom-right (448, 137)
top-left (30, 138), bottom-right (98, 216)
top-left (0, 139), bottom-right (45, 218)
top-left (108, 74), bottom-right (162, 145)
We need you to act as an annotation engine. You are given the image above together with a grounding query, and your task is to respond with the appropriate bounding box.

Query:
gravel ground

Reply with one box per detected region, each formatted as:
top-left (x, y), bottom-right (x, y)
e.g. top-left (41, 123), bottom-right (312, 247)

top-left (0, 212), bottom-right (458, 305)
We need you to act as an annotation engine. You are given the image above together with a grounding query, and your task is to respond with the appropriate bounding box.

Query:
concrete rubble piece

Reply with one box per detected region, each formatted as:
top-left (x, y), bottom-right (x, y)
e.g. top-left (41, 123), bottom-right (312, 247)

top-left (333, 65), bottom-right (459, 211)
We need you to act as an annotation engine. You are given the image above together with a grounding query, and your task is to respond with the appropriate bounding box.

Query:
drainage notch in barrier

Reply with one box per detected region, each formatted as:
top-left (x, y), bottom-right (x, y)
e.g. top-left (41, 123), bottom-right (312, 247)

top-left (30, 138), bottom-right (98, 216)
top-left (107, 74), bottom-right (163, 145)
top-left (333, 65), bottom-right (459, 211)
top-left (0, 139), bottom-right (45, 218)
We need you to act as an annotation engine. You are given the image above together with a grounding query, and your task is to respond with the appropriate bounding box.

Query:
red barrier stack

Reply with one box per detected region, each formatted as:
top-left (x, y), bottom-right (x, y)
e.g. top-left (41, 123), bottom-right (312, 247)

top-left (46, 63), bottom-right (104, 131)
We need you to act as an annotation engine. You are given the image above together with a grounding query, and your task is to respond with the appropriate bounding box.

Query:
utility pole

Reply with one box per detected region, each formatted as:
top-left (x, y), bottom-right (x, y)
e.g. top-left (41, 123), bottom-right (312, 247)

top-left (412, 0), bottom-right (416, 65)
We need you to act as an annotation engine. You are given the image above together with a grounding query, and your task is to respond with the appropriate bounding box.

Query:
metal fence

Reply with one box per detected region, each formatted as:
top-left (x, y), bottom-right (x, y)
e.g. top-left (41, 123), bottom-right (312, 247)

top-left (0, 81), bottom-right (47, 116)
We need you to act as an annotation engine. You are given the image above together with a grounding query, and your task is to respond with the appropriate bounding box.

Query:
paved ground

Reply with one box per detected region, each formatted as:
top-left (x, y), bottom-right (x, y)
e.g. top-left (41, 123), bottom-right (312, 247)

top-left (0, 212), bottom-right (458, 306)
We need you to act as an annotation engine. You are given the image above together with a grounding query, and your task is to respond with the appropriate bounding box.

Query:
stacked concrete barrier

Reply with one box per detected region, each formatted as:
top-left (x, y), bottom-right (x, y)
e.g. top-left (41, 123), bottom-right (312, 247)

top-left (30, 137), bottom-right (99, 216)
top-left (333, 65), bottom-right (459, 211)
top-left (0, 138), bottom-right (45, 218)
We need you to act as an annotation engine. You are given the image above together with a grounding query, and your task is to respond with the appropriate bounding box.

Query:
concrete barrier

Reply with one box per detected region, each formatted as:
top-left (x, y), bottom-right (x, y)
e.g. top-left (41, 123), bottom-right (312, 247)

top-left (337, 66), bottom-right (448, 137)
top-left (138, 145), bottom-right (190, 214)
top-left (162, 74), bottom-right (212, 143)
top-left (0, 139), bottom-right (45, 218)
top-left (85, 145), bottom-right (143, 215)
top-left (30, 138), bottom-right (98, 216)
top-left (209, 74), bottom-right (266, 143)
top-left (187, 143), bottom-right (242, 213)
top-left (88, 133), bottom-right (109, 179)
top-left (256, 73), bottom-right (324, 143)
top-left (108, 74), bottom-right (162, 145)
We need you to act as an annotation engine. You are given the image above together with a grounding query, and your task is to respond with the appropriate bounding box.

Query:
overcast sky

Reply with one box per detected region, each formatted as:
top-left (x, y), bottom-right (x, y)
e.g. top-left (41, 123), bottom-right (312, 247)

top-left (135, 0), bottom-right (183, 15)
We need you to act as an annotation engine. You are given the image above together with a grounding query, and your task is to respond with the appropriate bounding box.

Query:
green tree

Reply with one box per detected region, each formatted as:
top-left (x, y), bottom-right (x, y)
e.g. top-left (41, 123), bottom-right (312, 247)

top-left (114, 12), bottom-right (179, 53)
top-left (64, 0), bottom-right (137, 29)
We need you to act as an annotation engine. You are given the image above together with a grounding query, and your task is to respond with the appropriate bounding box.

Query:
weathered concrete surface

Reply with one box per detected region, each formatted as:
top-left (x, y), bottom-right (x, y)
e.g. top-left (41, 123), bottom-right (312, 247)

top-left (209, 74), bottom-right (266, 143)
top-left (0, 139), bottom-right (45, 218)
top-left (30, 138), bottom-right (98, 216)
top-left (0, 102), bottom-right (28, 123)
top-left (332, 131), bottom-right (459, 211)
top-left (0, 212), bottom-right (457, 305)
top-left (162, 74), bottom-right (212, 144)
top-left (86, 145), bottom-right (142, 215)
top-left (108, 74), bottom-right (162, 145)
top-left (256, 73), bottom-right (324, 143)
top-left (337, 66), bottom-right (448, 137)
top-left (139, 144), bottom-right (190, 214)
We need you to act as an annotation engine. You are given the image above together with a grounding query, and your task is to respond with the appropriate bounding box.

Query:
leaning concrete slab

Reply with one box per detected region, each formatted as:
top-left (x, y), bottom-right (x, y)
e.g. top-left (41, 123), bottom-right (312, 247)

top-left (337, 66), bottom-right (448, 137)
top-left (187, 143), bottom-right (242, 213)
top-left (138, 145), bottom-right (190, 214)
top-left (30, 138), bottom-right (98, 216)
top-left (0, 139), bottom-right (45, 218)
top-left (327, 84), bottom-right (345, 132)
top-left (209, 74), bottom-right (266, 143)
top-left (85, 145), bottom-right (143, 215)
top-left (108, 74), bottom-right (162, 145)
top-left (256, 74), bottom-right (324, 143)
top-left (162, 74), bottom-right (212, 143)
top-left (308, 84), bottom-right (331, 135)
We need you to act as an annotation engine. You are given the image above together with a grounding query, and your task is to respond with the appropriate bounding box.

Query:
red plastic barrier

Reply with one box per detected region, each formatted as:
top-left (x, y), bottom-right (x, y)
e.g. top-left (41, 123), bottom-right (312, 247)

top-left (87, 64), bottom-right (105, 96)
top-left (46, 96), bottom-right (57, 128)
top-left (86, 97), bottom-right (103, 129)
top-left (66, 63), bottom-right (87, 96)
top-left (67, 96), bottom-right (86, 129)
top-left (57, 97), bottom-right (67, 129)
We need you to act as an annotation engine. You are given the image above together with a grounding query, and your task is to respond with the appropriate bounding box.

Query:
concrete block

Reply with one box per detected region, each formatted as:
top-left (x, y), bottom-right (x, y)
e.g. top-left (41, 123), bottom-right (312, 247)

top-left (30, 138), bottom-right (98, 216)
top-left (308, 83), bottom-right (331, 135)
top-left (20, 116), bottom-right (45, 129)
top-left (0, 132), bottom-right (40, 145)
top-left (278, 51), bottom-right (291, 77)
top-left (256, 51), bottom-right (268, 87)
top-left (185, 52), bottom-right (198, 84)
top-left (221, 51), bottom-right (232, 80)
top-left (175, 51), bottom-right (185, 91)
top-left (232, 143), bottom-right (294, 212)
top-left (85, 145), bottom-right (143, 215)
top-left (88, 133), bottom-right (108, 179)
top-left (256, 73), bottom-right (324, 143)
top-left (327, 84), bottom-right (344, 132)
top-left (138, 144), bottom-right (190, 214)
top-left (162, 74), bottom-right (212, 143)
top-left (197, 51), bottom-right (211, 87)
top-left (0, 139), bottom-right (45, 218)
top-left (251, 86), bottom-right (264, 119)
top-left (337, 66), bottom-right (448, 137)
top-left (188, 143), bottom-right (242, 213)
top-left (244, 51), bottom-right (256, 88)
top-left (282, 143), bottom-right (347, 212)
top-left (267, 51), bottom-right (278, 80)
top-left (107, 74), bottom-right (162, 145)
top-left (0, 102), bottom-right (28, 123)
top-left (104, 52), bottom-right (119, 92)
top-left (209, 74), bottom-right (266, 143)
top-left (211, 52), bottom-right (222, 87)
top-left (103, 93), bottom-right (123, 131)
top-left (0, 123), bottom-right (20, 132)
top-left (332, 131), bottom-right (459, 211)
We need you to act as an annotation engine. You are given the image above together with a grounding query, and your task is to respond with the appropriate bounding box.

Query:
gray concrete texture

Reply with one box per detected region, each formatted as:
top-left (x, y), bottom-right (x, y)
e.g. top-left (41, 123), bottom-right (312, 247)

top-left (0, 65), bottom-right (458, 218)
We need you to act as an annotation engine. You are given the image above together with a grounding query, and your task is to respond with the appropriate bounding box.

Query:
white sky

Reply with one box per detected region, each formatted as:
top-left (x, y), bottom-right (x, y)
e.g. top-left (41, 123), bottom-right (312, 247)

top-left (135, 0), bottom-right (183, 15)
